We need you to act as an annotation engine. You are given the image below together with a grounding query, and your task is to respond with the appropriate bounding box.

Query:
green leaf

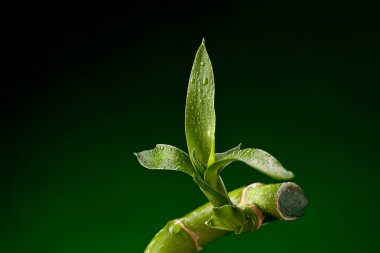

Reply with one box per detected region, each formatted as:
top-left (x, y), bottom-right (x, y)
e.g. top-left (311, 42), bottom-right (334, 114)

top-left (190, 149), bottom-right (206, 176)
top-left (204, 148), bottom-right (294, 189)
top-left (215, 144), bottom-right (241, 161)
top-left (206, 205), bottom-right (255, 234)
top-left (200, 144), bottom-right (243, 195)
top-left (185, 38), bottom-right (216, 168)
top-left (215, 144), bottom-right (242, 169)
top-left (193, 177), bottom-right (231, 207)
top-left (134, 144), bottom-right (196, 177)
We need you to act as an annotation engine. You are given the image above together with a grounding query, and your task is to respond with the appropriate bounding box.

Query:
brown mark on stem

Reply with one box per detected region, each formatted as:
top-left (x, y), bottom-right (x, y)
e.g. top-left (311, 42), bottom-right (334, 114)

top-left (244, 204), bottom-right (264, 230)
top-left (174, 219), bottom-right (202, 252)
top-left (239, 182), bottom-right (263, 206)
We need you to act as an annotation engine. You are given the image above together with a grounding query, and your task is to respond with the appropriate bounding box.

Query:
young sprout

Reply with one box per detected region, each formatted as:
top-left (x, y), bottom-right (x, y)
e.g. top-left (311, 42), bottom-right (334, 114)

top-left (135, 39), bottom-right (308, 253)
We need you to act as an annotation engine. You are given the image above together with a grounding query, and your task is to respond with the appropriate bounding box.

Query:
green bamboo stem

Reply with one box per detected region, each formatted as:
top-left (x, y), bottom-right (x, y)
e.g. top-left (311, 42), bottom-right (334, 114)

top-left (145, 182), bottom-right (308, 253)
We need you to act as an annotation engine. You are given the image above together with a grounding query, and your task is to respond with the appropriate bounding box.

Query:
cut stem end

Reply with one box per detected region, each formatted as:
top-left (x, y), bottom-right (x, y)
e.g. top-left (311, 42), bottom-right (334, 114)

top-left (276, 183), bottom-right (308, 220)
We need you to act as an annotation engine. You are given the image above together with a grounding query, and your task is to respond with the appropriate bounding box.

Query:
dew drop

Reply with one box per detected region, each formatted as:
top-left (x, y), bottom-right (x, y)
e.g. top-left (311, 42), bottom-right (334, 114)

top-left (191, 78), bottom-right (195, 84)
top-left (159, 146), bottom-right (164, 150)
top-left (202, 77), bottom-right (209, 85)
top-left (200, 61), bottom-right (205, 66)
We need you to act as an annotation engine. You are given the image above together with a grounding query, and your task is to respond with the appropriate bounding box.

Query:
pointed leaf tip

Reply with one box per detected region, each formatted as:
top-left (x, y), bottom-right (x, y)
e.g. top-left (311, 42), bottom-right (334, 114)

top-left (202, 37), bottom-right (205, 45)
top-left (185, 36), bottom-right (216, 167)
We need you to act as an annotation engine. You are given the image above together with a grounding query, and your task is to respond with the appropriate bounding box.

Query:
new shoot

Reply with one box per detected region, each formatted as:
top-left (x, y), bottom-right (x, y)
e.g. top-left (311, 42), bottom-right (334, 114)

top-left (135, 39), bottom-right (308, 253)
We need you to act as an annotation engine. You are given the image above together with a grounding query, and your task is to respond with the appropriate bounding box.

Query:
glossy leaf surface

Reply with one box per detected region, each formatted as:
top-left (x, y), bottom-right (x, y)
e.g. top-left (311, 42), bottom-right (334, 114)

top-left (134, 144), bottom-right (196, 177)
top-left (215, 144), bottom-right (241, 161)
top-left (185, 39), bottom-right (216, 167)
top-left (205, 148), bottom-right (294, 189)
top-left (190, 149), bottom-right (206, 176)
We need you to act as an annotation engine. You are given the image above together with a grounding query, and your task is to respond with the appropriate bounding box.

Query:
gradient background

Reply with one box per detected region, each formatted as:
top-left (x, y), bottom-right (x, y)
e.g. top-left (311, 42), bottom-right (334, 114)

top-left (2, 1), bottom-right (380, 252)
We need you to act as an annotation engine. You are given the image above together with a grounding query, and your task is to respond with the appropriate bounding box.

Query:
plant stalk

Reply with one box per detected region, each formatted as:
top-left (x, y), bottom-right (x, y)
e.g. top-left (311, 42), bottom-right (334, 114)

top-left (144, 182), bottom-right (308, 253)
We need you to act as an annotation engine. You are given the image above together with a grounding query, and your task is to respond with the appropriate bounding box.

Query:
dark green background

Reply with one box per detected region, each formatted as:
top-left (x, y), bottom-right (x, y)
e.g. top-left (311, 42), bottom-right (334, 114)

top-left (2, 1), bottom-right (379, 252)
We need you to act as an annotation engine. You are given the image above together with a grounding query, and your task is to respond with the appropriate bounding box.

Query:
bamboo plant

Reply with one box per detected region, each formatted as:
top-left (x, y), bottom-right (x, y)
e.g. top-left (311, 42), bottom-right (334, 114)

top-left (135, 39), bottom-right (308, 253)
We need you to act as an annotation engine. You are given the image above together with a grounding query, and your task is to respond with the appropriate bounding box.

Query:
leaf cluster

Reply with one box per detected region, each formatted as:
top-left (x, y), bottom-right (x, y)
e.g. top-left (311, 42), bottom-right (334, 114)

top-left (135, 39), bottom-right (293, 233)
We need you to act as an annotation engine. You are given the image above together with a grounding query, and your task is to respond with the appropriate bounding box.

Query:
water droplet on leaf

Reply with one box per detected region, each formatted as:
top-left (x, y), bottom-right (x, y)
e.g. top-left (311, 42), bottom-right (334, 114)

top-left (202, 77), bottom-right (209, 85)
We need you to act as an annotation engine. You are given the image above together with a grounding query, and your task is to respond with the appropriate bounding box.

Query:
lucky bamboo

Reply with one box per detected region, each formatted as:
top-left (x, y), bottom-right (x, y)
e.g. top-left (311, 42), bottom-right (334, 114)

top-left (135, 39), bottom-right (308, 252)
